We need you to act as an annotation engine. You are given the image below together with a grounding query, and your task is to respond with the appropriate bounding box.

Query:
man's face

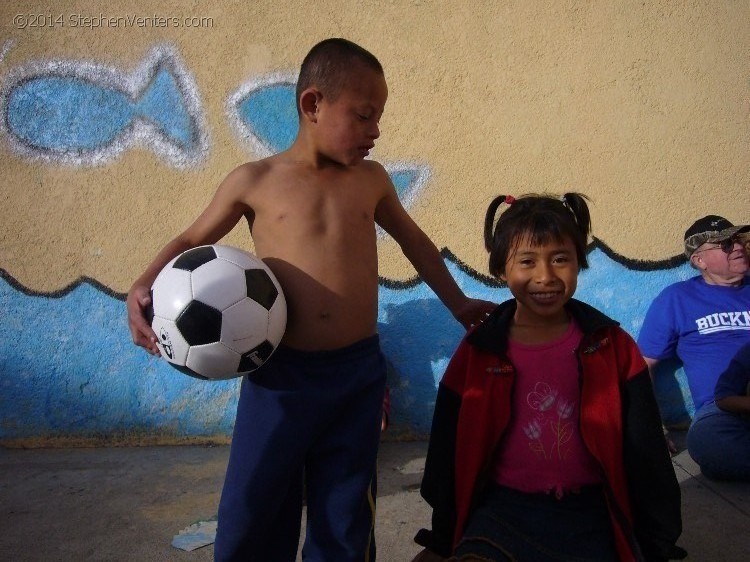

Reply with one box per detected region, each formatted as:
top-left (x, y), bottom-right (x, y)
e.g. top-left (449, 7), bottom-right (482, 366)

top-left (691, 237), bottom-right (749, 285)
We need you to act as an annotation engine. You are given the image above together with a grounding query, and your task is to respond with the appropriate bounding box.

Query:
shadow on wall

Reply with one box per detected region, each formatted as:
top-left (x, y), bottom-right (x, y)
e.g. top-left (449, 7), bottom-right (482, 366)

top-left (377, 297), bottom-right (694, 437)
top-left (378, 297), bottom-right (465, 438)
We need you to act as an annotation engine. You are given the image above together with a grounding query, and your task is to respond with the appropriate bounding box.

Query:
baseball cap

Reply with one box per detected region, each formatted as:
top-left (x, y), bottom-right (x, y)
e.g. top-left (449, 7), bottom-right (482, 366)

top-left (684, 215), bottom-right (750, 257)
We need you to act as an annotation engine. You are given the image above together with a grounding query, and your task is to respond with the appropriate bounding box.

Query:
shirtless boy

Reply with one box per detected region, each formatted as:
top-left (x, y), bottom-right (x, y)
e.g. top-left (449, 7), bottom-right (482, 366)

top-left (127, 38), bottom-right (493, 561)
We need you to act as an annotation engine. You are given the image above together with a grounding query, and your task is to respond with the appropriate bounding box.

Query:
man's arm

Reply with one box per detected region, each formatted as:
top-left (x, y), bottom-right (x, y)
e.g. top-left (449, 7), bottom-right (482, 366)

top-left (640, 355), bottom-right (683, 454)
top-left (643, 356), bottom-right (660, 382)
top-left (374, 177), bottom-right (495, 328)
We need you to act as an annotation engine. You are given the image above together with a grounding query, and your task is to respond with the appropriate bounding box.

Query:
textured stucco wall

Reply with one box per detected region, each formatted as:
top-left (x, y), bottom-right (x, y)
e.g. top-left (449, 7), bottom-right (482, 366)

top-left (1, 0), bottom-right (748, 444)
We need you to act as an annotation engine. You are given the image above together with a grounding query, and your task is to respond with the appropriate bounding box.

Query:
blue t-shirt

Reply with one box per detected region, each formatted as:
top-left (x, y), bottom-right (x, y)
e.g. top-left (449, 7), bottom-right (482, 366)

top-left (637, 276), bottom-right (750, 409)
top-left (714, 341), bottom-right (750, 401)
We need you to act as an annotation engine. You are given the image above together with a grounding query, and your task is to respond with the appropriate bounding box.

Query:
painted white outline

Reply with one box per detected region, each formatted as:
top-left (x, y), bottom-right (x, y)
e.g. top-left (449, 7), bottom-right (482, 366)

top-left (0, 43), bottom-right (209, 169)
top-left (378, 162), bottom-right (432, 239)
top-left (385, 161), bottom-right (431, 209)
top-left (0, 40), bottom-right (16, 65)
top-left (226, 71), bottom-right (298, 157)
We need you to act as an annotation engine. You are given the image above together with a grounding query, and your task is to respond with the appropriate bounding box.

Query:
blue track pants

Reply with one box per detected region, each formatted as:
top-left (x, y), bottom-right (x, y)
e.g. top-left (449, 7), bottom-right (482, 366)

top-left (214, 335), bottom-right (386, 561)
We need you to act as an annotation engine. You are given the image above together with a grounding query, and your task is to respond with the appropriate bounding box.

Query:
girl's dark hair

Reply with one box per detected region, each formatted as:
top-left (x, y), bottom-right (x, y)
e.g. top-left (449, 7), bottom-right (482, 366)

top-left (484, 193), bottom-right (592, 277)
top-left (296, 38), bottom-right (383, 115)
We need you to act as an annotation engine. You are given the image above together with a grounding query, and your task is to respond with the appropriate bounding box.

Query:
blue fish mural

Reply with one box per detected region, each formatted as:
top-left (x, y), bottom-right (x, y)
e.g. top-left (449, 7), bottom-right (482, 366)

top-left (228, 74), bottom-right (298, 156)
top-left (0, 44), bottom-right (208, 168)
top-left (227, 73), bottom-right (430, 222)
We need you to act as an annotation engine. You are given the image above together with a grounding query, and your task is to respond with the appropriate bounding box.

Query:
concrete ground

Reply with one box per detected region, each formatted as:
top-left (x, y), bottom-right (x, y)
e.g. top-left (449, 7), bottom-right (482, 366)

top-left (0, 436), bottom-right (748, 561)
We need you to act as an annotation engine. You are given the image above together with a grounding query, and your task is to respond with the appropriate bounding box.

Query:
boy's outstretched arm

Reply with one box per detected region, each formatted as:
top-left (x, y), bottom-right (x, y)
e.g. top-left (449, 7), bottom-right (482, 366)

top-left (374, 171), bottom-right (496, 329)
top-left (127, 165), bottom-right (254, 354)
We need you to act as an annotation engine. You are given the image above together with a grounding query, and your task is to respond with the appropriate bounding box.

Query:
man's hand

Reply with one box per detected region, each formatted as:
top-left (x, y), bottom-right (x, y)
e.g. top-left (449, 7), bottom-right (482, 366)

top-left (664, 427), bottom-right (678, 455)
top-left (127, 285), bottom-right (160, 355)
top-left (411, 548), bottom-right (447, 562)
top-left (453, 297), bottom-right (497, 330)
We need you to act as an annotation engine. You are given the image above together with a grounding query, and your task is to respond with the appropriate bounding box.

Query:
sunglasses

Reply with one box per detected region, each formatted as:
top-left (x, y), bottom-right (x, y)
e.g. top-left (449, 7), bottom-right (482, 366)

top-left (694, 236), bottom-right (741, 255)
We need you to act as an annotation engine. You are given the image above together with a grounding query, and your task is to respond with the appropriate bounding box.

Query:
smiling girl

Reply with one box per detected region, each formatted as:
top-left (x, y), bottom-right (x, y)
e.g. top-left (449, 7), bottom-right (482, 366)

top-left (413, 194), bottom-right (686, 562)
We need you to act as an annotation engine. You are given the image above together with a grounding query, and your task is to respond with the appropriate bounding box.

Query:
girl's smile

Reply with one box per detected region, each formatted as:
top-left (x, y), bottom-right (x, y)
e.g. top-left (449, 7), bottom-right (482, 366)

top-left (526, 289), bottom-right (565, 307)
top-left (501, 234), bottom-right (579, 328)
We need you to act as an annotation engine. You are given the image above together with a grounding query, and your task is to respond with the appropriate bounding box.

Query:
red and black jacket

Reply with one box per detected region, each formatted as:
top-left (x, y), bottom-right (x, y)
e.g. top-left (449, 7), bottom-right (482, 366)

top-left (415, 298), bottom-right (683, 561)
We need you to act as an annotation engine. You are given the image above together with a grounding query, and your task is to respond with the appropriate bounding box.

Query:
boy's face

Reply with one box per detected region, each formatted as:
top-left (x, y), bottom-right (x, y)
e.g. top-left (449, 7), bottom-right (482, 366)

top-left (500, 234), bottom-right (579, 326)
top-left (314, 66), bottom-right (388, 166)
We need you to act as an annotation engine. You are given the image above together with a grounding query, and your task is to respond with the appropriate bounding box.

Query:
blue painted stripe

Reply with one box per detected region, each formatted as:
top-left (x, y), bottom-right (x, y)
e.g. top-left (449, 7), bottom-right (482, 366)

top-left (0, 249), bottom-right (695, 440)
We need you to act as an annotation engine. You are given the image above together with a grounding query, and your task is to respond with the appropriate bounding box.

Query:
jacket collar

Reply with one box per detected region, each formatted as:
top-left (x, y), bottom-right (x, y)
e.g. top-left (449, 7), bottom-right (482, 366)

top-left (467, 298), bottom-right (618, 355)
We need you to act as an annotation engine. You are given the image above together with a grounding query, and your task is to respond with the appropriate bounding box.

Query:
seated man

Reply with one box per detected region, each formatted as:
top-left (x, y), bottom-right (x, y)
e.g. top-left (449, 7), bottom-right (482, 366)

top-left (638, 215), bottom-right (750, 480)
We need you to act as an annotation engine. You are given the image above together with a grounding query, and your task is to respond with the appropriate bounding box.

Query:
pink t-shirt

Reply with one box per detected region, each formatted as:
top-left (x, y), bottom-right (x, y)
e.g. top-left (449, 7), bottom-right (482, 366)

top-left (492, 320), bottom-right (603, 497)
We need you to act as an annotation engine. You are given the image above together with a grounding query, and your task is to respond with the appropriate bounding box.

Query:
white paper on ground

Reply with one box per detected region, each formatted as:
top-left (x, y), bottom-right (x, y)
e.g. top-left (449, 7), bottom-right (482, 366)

top-left (171, 520), bottom-right (217, 551)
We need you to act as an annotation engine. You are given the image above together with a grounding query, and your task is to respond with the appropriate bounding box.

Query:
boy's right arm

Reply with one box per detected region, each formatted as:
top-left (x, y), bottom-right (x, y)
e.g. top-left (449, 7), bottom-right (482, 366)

top-left (127, 164), bottom-right (256, 354)
top-left (127, 237), bottom-right (199, 354)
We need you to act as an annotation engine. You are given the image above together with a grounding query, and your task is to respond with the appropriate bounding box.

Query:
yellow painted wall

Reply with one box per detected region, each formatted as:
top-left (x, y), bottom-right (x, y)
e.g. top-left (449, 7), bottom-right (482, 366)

top-left (1, 0), bottom-right (748, 287)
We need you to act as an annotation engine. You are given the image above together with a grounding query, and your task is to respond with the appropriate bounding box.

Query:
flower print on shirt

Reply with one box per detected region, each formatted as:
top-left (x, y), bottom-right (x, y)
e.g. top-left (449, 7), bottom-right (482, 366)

top-left (525, 382), bottom-right (575, 460)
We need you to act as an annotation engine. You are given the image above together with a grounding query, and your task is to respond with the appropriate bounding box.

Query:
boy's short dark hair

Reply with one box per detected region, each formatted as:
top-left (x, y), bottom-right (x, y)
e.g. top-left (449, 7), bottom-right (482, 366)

top-left (296, 38), bottom-right (384, 114)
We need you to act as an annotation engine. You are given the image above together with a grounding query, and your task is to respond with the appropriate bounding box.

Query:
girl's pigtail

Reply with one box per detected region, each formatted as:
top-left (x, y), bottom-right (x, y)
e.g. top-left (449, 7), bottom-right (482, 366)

top-left (484, 195), bottom-right (510, 252)
top-left (561, 192), bottom-right (592, 241)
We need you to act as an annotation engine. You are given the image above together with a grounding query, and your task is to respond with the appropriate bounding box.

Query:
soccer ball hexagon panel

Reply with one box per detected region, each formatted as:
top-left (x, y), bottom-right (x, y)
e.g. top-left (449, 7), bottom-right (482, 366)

top-left (149, 245), bottom-right (287, 380)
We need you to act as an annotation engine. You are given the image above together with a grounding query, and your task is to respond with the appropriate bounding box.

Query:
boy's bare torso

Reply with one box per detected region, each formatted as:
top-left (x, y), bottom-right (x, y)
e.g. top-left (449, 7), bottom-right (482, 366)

top-left (239, 154), bottom-right (388, 351)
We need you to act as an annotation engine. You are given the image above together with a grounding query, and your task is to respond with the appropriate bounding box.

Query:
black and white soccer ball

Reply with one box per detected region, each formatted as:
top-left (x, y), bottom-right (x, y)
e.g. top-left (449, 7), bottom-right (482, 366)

top-left (148, 244), bottom-right (286, 380)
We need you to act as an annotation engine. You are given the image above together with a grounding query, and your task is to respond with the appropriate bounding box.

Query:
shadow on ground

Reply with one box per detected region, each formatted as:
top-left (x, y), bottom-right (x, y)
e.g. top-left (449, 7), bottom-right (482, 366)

top-left (0, 438), bottom-right (748, 561)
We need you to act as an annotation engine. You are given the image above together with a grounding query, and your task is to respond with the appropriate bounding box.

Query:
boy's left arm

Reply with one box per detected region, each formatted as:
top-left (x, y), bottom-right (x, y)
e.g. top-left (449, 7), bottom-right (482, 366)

top-left (375, 179), bottom-right (495, 328)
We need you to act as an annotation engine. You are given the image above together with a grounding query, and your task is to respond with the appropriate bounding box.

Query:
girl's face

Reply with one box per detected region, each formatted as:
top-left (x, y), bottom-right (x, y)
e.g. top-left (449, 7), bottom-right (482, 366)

top-left (500, 233), bottom-right (579, 327)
